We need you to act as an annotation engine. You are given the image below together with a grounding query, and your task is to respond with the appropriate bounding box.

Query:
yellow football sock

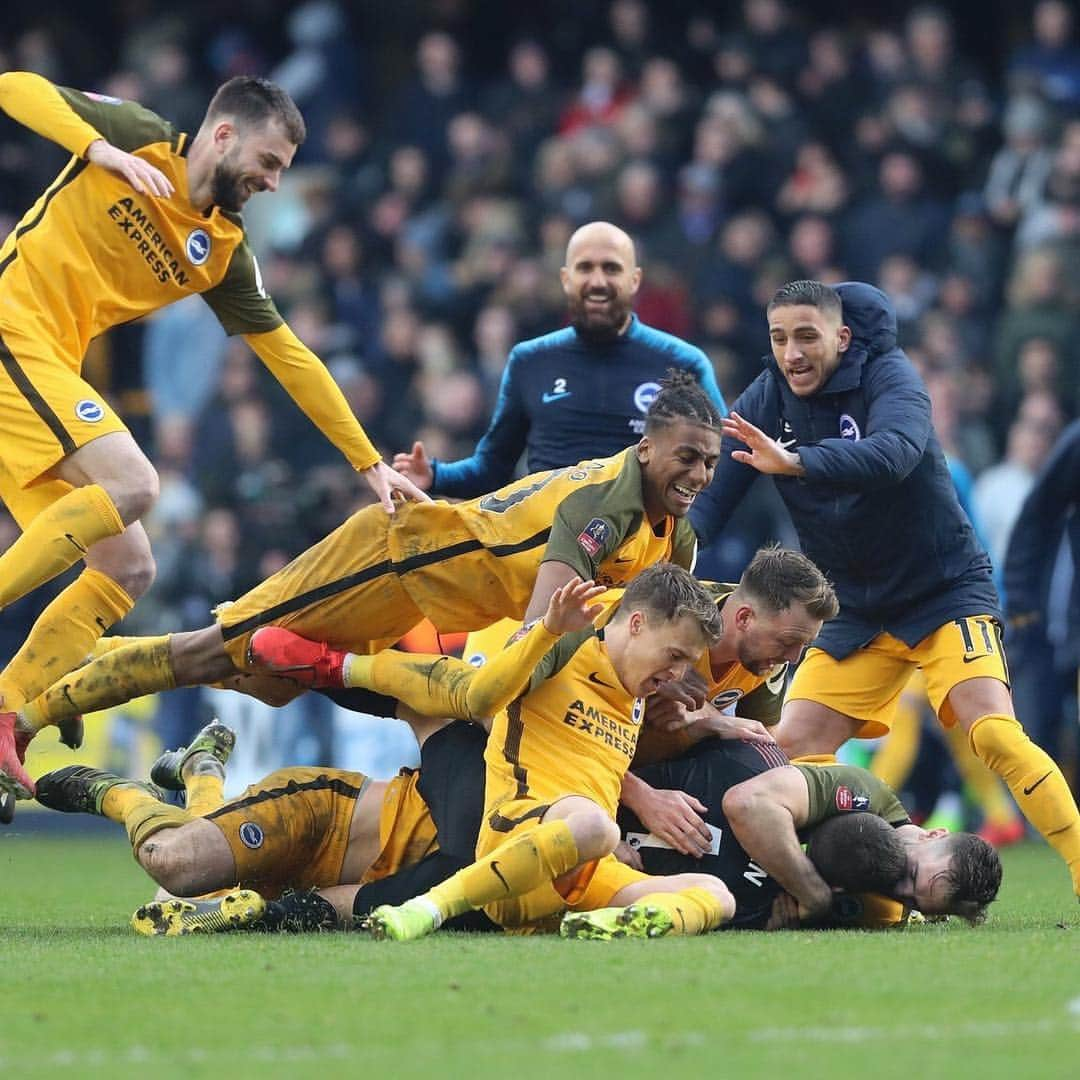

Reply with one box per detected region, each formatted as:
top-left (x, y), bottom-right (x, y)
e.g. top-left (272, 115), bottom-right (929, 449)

top-left (0, 568), bottom-right (133, 714)
top-left (871, 693), bottom-right (922, 789)
top-left (89, 634), bottom-right (142, 658)
top-left (969, 714), bottom-right (1080, 892)
top-left (945, 722), bottom-right (1019, 829)
top-left (345, 651), bottom-right (474, 719)
top-left (184, 770), bottom-right (226, 817)
top-left (0, 484), bottom-right (124, 609)
top-left (791, 753), bottom-right (838, 766)
top-left (424, 820), bottom-right (580, 921)
top-left (99, 784), bottom-right (193, 851)
top-left (21, 635), bottom-right (175, 731)
top-left (631, 886), bottom-right (731, 934)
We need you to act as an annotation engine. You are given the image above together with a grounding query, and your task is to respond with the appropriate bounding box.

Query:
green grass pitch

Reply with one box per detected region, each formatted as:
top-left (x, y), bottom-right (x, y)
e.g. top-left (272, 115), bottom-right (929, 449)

top-left (1, 830), bottom-right (1078, 1079)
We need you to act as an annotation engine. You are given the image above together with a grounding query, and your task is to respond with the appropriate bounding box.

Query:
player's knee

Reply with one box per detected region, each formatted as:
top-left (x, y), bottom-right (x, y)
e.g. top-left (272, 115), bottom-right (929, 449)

top-left (113, 547), bottom-right (156, 600)
top-left (571, 810), bottom-right (620, 862)
top-left (137, 831), bottom-right (200, 896)
top-left (98, 458), bottom-right (159, 524)
top-left (86, 532), bottom-right (157, 599)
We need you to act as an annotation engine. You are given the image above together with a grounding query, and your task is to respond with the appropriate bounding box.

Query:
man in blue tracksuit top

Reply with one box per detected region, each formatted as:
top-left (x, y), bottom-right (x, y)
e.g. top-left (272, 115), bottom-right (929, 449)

top-left (392, 221), bottom-right (726, 496)
top-left (690, 279), bottom-right (1080, 899)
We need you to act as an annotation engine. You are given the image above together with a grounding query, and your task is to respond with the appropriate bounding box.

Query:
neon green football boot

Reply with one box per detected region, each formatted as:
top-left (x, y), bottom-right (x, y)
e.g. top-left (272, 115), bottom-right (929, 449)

top-left (559, 903), bottom-right (675, 940)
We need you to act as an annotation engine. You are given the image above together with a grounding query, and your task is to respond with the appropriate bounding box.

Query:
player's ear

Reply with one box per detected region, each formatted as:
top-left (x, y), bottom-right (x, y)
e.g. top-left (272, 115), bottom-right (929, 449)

top-left (636, 436), bottom-right (652, 465)
top-left (734, 604), bottom-right (754, 631)
top-left (837, 324), bottom-right (852, 353)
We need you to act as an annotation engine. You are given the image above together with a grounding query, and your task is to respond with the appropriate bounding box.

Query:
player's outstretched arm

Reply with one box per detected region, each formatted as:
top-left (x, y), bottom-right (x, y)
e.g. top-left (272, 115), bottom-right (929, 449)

top-left (245, 326), bottom-right (429, 513)
top-left (460, 579), bottom-right (606, 718)
top-left (523, 560), bottom-right (583, 623)
top-left (0, 72), bottom-right (172, 196)
top-left (722, 413), bottom-right (806, 477)
top-left (721, 766), bottom-right (832, 921)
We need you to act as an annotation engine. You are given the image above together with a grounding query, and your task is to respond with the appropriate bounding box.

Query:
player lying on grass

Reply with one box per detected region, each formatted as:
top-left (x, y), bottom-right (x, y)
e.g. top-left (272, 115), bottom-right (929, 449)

top-left (35, 711), bottom-right (1001, 935)
top-left (40, 567), bottom-right (735, 937)
top-left (10, 372), bottom-right (721, 810)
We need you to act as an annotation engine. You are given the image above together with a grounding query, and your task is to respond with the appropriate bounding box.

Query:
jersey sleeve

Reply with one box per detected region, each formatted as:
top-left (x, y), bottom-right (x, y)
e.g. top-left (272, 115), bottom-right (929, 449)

top-left (0, 72), bottom-right (172, 158)
top-left (542, 455), bottom-right (643, 578)
top-left (201, 236), bottom-right (283, 336)
top-left (796, 355), bottom-right (932, 489)
top-left (796, 763), bottom-right (911, 829)
top-left (457, 619), bottom-right (562, 718)
top-left (242, 323), bottom-right (381, 472)
top-left (431, 350), bottom-right (529, 498)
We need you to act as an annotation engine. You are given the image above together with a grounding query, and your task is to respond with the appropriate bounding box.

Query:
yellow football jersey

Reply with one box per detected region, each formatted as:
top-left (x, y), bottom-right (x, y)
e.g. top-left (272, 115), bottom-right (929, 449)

top-left (394, 448), bottom-right (697, 632)
top-left (0, 76), bottom-right (282, 365)
top-left (485, 626), bottom-right (644, 819)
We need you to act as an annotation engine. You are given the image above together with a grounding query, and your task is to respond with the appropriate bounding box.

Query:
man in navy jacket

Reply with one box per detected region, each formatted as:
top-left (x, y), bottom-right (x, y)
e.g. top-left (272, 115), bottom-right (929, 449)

top-left (392, 221), bottom-right (726, 497)
top-left (1004, 420), bottom-right (1080, 765)
top-left (691, 279), bottom-right (1080, 900)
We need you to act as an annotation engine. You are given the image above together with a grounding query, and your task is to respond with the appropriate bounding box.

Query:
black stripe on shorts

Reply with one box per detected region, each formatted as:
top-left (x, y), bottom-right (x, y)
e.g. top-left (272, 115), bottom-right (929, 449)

top-left (0, 333), bottom-right (77, 455)
top-left (204, 773), bottom-right (363, 821)
top-left (220, 526), bottom-right (552, 642)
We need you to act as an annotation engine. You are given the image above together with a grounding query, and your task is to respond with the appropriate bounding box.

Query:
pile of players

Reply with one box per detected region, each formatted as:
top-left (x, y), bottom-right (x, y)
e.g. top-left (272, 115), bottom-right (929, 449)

top-left (3, 74), bottom-right (1078, 939)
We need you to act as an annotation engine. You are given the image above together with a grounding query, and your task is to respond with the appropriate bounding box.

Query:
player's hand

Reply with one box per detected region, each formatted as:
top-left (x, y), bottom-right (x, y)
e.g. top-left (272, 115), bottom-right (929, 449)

top-left (361, 460), bottom-right (432, 514)
top-left (649, 669), bottom-right (708, 712)
top-left (765, 892), bottom-right (801, 930)
top-left (722, 412), bottom-right (804, 477)
top-left (86, 139), bottom-right (174, 197)
top-left (644, 692), bottom-right (692, 732)
top-left (392, 442), bottom-right (434, 491)
top-left (701, 711), bottom-right (776, 745)
top-left (613, 840), bottom-right (644, 871)
top-left (541, 578), bottom-right (606, 636)
top-left (636, 787), bottom-right (712, 858)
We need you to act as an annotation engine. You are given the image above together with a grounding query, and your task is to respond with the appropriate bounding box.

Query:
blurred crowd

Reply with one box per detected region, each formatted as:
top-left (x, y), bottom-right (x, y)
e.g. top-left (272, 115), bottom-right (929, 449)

top-left (1, 0), bottom-right (1078, 803)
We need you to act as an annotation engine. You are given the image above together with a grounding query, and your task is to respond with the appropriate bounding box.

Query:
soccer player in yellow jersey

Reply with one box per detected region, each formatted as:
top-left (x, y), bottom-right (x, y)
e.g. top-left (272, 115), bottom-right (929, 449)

top-left (366, 563), bottom-right (737, 942)
top-left (13, 372), bottom-right (722, 774)
top-left (0, 72), bottom-right (427, 800)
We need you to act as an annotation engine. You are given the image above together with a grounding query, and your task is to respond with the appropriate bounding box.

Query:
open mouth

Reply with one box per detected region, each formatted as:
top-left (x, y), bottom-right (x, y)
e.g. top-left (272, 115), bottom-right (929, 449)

top-left (670, 483), bottom-right (698, 507)
top-left (785, 363), bottom-right (815, 386)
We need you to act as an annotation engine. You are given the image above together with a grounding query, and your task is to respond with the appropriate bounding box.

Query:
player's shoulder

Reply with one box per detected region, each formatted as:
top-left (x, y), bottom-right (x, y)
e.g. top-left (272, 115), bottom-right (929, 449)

top-left (509, 326), bottom-right (578, 363)
top-left (628, 318), bottom-right (710, 367)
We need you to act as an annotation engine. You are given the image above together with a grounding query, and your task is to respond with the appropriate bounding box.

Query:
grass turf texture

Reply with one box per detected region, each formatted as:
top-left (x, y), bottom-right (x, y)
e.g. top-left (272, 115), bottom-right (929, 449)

top-left (2, 833), bottom-right (1078, 1079)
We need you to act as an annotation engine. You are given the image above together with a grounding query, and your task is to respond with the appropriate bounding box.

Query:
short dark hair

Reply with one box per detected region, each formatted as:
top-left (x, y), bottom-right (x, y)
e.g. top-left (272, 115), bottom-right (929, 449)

top-left (739, 545), bottom-right (839, 622)
top-left (767, 279), bottom-right (842, 320)
top-left (806, 812), bottom-right (907, 894)
top-left (939, 833), bottom-right (1002, 925)
top-left (205, 77), bottom-right (306, 145)
top-left (617, 563), bottom-right (724, 646)
top-left (644, 368), bottom-right (723, 435)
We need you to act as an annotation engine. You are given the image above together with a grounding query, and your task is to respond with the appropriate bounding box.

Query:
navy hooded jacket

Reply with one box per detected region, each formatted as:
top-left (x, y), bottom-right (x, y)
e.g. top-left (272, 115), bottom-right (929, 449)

top-left (691, 282), bottom-right (1000, 659)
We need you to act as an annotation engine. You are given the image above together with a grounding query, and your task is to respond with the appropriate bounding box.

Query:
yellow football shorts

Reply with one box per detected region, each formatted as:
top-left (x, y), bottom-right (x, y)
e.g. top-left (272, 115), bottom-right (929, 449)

top-left (787, 615), bottom-right (1010, 738)
top-left (0, 330), bottom-right (128, 491)
top-left (476, 795), bottom-right (649, 928)
top-left (216, 502), bottom-right (424, 667)
top-left (205, 767), bottom-right (370, 898)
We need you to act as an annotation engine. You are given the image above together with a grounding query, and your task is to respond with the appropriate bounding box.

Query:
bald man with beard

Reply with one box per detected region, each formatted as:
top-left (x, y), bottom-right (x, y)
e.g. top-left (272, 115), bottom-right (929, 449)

top-left (392, 221), bottom-right (726, 498)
